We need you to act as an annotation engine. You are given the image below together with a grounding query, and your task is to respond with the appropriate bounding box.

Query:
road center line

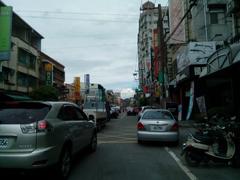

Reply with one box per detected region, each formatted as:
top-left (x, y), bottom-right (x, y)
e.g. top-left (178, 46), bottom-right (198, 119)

top-left (165, 147), bottom-right (197, 180)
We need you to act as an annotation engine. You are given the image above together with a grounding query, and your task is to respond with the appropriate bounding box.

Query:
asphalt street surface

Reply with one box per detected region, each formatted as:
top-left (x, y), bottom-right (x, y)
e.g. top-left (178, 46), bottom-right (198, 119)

top-left (69, 114), bottom-right (188, 180)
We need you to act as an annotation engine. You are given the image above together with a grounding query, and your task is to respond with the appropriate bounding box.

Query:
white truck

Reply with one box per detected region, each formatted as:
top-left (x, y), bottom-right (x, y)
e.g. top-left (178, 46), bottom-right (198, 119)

top-left (83, 84), bottom-right (107, 131)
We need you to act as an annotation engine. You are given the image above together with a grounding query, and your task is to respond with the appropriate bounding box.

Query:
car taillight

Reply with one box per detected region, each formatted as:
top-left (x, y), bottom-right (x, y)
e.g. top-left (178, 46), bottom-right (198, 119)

top-left (137, 122), bottom-right (145, 130)
top-left (171, 122), bottom-right (179, 131)
top-left (37, 120), bottom-right (48, 132)
top-left (21, 123), bottom-right (36, 134)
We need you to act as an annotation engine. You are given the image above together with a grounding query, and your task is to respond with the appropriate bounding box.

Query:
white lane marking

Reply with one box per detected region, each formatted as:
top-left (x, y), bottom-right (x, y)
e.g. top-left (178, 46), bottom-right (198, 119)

top-left (165, 147), bottom-right (197, 180)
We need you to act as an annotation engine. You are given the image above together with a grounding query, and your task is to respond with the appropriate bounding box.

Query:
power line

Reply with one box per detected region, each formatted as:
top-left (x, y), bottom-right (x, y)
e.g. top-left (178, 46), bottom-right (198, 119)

top-left (15, 9), bottom-right (139, 17)
top-left (21, 15), bottom-right (138, 23)
top-left (43, 42), bottom-right (137, 51)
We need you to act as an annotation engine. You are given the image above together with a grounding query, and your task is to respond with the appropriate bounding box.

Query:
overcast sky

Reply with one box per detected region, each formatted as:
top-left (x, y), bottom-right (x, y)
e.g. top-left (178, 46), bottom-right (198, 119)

top-left (2, 0), bottom-right (168, 97)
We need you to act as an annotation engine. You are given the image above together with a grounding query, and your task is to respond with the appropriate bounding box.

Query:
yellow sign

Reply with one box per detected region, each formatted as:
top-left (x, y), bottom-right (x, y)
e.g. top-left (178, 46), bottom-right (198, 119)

top-left (45, 63), bottom-right (52, 71)
top-left (44, 63), bottom-right (53, 85)
top-left (74, 77), bottom-right (81, 100)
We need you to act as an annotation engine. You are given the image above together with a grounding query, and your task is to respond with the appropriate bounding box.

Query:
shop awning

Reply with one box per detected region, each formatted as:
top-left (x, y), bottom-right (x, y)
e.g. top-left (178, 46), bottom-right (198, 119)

top-left (199, 43), bottom-right (240, 78)
top-left (0, 93), bottom-right (31, 101)
top-left (6, 94), bottom-right (31, 101)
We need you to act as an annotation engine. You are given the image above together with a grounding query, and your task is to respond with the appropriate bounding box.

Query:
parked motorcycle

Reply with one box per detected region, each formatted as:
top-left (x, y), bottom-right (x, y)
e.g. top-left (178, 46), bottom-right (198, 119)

top-left (181, 116), bottom-right (240, 167)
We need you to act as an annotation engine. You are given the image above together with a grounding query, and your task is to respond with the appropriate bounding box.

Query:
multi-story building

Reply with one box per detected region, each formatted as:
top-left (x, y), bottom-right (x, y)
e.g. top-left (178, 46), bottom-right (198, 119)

top-left (39, 52), bottom-right (65, 90)
top-left (227, 0), bottom-right (240, 43)
top-left (0, 2), bottom-right (43, 95)
top-left (167, 0), bottom-right (240, 119)
top-left (191, 0), bottom-right (232, 42)
top-left (65, 83), bottom-right (75, 103)
top-left (113, 92), bottom-right (121, 105)
top-left (138, 1), bottom-right (159, 94)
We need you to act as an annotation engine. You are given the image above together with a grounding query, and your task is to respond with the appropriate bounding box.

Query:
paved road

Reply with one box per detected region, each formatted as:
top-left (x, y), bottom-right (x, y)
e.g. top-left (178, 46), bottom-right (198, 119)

top-left (69, 114), bottom-right (189, 180)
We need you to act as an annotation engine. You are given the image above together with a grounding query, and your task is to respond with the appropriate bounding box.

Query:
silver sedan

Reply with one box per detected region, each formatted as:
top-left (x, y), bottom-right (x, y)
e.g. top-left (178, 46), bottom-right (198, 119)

top-left (137, 109), bottom-right (179, 144)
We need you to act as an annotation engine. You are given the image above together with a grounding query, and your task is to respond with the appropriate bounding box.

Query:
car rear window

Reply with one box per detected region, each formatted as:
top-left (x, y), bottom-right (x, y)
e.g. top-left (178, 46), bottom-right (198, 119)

top-left (0, 102), bottom-right (50, 124)
top-left (142, 111), bottom-right (174, 120)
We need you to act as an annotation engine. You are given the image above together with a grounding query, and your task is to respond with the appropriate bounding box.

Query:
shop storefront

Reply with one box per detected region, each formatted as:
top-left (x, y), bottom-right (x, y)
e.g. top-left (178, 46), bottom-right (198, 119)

top-left (198, 43), bottom-right (240, 116)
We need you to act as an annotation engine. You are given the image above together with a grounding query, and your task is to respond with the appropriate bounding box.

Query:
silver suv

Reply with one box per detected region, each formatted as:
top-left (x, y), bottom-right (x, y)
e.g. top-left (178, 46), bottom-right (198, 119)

top-left (0, 101), bottom-right (97, 179)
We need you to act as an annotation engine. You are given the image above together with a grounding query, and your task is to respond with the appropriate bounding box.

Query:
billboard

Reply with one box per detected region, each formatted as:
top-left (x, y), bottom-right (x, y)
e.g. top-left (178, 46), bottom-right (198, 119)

top-left (168, 0), bottom-right (185, 44)
top-left (177, 42), bottom-right (216, 72)
top-left (0, 6), bottom-right (13, 61)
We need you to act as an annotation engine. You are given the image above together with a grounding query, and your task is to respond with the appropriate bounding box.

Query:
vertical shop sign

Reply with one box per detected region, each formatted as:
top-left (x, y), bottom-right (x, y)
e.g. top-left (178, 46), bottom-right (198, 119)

top-left (45, 63), bottom-right (53, 85)
top-left (0, 6), bottom-right (12, 61)
top-left (74, 77), bottom-right (80, 101)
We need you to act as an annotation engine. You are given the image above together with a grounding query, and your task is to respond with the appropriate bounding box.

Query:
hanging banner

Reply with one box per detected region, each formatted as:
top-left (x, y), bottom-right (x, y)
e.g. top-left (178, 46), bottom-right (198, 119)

top-left (0, 6), bottom-right (13, 61)
top-left (186, 81), bottom-right (194, 120)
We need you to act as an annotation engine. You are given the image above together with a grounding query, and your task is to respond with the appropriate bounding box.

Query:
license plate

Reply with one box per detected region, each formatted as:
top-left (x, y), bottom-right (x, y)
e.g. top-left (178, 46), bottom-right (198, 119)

top-left (0, 138), bottom-right (8, 149)
top-left (151, 125), bottom-right (163, 131)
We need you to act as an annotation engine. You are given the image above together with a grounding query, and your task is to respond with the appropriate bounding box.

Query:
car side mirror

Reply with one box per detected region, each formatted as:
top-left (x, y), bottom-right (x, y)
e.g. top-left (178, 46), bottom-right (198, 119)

top-left (89, 115), bottom-right (94, 121)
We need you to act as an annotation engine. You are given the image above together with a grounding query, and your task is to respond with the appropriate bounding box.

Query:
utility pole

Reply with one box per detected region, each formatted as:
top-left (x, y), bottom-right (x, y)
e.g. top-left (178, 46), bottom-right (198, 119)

top-left (158, 4), bottom-right (166, 107)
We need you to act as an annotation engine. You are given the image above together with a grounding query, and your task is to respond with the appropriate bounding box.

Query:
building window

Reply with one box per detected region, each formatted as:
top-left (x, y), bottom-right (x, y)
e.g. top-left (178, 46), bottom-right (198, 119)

top-left (17, 72), bottom-right (28, 86)
top-left (210, 12), bottom-right (225, 24)
top-left (18, 48), bottom-right (36, 70)
top-left (17, 72), bottom-right (37, 88)
top-left (29, 55), bottom-right (36, 69)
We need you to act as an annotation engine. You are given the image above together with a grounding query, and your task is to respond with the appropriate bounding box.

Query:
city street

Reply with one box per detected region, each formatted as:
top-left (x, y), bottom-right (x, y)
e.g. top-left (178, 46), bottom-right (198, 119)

top-left (68, 113), bottom-right (240, 180)
top-left (69, 113), bottom-right (189, 180)
top-left (1, 113), bottom-right (240, 180)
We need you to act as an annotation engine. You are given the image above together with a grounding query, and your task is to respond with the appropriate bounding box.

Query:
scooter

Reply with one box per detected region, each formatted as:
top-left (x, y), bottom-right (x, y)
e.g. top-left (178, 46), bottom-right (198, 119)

top-left (181, 121), bottom-right (237, 167)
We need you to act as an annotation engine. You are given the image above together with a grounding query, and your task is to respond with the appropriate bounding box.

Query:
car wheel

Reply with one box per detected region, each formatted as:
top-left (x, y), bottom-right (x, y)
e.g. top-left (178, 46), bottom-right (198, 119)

top-left (88, 133), bottom-right (97, 152)
top-left (57, 147), bottom-right (72, 179)
top-left (184, 150), bottom-right (200, 167)
top-left (138, 140), bottom-right (143, 144)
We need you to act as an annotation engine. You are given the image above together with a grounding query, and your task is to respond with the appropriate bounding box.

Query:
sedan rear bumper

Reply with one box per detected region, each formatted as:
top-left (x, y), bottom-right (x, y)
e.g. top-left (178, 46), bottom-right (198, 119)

top-left (137, 131), bottom-right (179, 142)
top-left (0, 146), bottom-right (58, 169)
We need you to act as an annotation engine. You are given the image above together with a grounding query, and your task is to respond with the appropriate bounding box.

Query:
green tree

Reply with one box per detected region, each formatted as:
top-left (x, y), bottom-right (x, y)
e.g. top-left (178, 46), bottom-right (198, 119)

top-left (30, 85), bottom-right (59, 101)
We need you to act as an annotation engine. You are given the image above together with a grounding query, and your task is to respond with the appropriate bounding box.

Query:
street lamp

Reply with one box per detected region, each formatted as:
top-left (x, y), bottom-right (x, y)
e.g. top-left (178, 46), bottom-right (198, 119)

top-left (133, 71), bottom-right (138, 80)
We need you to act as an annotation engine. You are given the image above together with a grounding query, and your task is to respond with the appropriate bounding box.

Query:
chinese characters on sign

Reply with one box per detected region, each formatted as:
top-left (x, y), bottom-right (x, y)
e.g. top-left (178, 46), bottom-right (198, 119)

top-left (45, 63), bottom-right (53, 85)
